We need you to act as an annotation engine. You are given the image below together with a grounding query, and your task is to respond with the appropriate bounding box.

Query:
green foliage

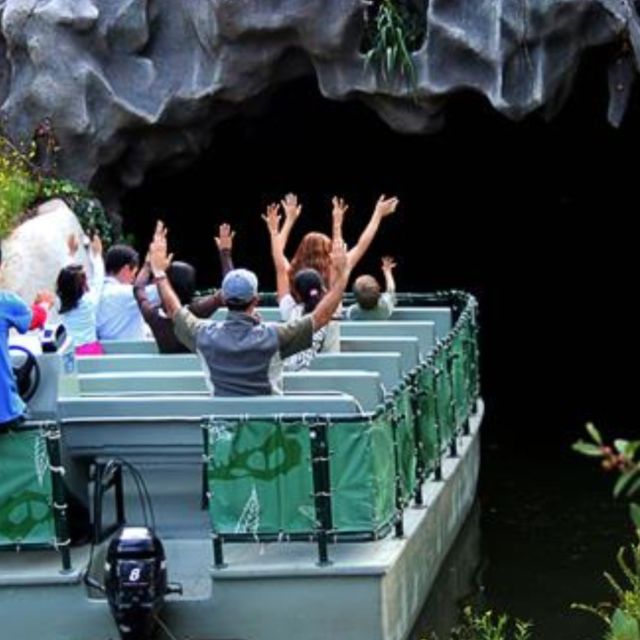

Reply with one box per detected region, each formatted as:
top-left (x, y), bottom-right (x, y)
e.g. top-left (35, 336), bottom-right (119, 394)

top-left (0, 136), bottom-right (39, 238)
top-left (573, 424), bottom-right (640, 639)
top-left (424, 607), bottom-right (533, 640)
top-left (0, 126), bottom-right (115, 244)
top-left (362, 0), bottom-right (423, 90)
top-left (573, 423), bottom-right (640, 525)
top-left (572, 535), bottom-right (640, 640)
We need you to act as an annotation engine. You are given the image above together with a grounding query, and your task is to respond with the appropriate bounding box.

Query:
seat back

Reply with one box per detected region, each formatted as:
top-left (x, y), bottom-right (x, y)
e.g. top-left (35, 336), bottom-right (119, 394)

top-left (388, 307), bottom-right (452, 339)
top-left (340, 337), bottom-right (420, 372)
top-left (339, 321), bottom-right (435, 357)
top-left (310, 352), bottom-right (403, 393)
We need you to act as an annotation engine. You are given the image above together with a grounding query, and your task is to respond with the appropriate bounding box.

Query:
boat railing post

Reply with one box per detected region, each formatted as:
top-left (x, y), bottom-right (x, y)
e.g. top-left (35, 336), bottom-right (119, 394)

top-left (409, 369), bottom-right (425, 507)
top-left (212, 532), bottom-right (226, 568)
top-left (201, 418), bottom-right (211, 511)
top-left (309, 418), bottom-right (333, 566)
top-left (389, 403), bottom-right (405, 538)
top-left (432, 367), bottom-right (443, 482)
top-left (202, 417), bottom-right (226, 568)
top-left (446, 350), bottom-right (459, 459)
top-left (44, 421), bottom-right (72, 573)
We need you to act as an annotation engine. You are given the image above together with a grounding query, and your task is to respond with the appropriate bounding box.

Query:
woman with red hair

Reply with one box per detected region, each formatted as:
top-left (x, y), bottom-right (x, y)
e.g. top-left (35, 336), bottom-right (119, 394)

top-left (268, 192), bottom-right (399, 293)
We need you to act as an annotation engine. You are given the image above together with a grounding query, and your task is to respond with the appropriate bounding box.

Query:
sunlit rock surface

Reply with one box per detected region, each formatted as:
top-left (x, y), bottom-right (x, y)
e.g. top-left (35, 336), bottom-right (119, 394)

top-left (0, 0), bottom-right (635, 198)
top-left (0, 199), bottom-right (88, 312)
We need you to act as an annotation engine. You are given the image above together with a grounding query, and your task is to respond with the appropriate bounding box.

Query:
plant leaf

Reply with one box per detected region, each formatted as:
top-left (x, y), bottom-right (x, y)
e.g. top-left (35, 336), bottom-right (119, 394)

top-left (573, 441), bottom-right (604, 457)
top-left (610, 608), bottom-right (640, 640)
top-left (614, 468), bottom-right (640, 499)
top-left (630, 503), bottom-right (640, 529)
top-left (586, 422), bottom-right (603, 445)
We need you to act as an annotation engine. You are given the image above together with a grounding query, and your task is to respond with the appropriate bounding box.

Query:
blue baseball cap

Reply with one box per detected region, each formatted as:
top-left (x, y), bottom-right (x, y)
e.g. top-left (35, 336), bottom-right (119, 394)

top-left (222, 269), bottom-right (258, 303)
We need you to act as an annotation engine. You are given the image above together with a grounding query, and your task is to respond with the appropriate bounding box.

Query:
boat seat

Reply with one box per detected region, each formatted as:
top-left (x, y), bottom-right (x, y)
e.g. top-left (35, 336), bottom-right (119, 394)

top-left (283, 371), bottom-right (383, 411)
top-left (78, 371), bottom-right (209, 394)
top-left (309, 352), bottom-right (403, 392)
top-left (339, 321), bottom-right (435, 358)
top-left (341, 337), bottom-right (420, 372)
top-left (77, 353), bottom-right (201, 374)
top-left (58, 394), bottom-right (366, 458)
top-left (77, 352), bottom-right (405, 392)
top-left (101, 340), bottom-right (158, 354)
top-left (76, 371), bottom-right (383, 412)
top-left (387, 307), bottom-right (452, 339)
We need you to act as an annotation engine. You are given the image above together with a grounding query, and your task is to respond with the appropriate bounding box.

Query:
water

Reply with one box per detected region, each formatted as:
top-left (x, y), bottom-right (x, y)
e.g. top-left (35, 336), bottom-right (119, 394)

top-left (413, 431), bottom-right (633, 640)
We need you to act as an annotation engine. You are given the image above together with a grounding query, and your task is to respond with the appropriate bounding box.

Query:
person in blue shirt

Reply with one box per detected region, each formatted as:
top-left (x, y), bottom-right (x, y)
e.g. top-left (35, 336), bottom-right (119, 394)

top-left (57, 232), bottom-right (105, 354)
top-left (0, 248), bottom-right (53, 431)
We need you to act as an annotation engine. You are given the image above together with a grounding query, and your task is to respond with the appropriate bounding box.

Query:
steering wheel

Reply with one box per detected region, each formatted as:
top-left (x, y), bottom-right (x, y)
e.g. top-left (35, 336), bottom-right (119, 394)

top-left (9, 345), bottom-right (41, 402)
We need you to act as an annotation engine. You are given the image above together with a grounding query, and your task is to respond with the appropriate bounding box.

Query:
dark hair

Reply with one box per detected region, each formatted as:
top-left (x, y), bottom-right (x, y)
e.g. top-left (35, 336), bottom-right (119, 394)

top-left (293, 268), bottom-right (325, 314)
top-left (167, 261), bottom-right (196, 306)
top-left (353, 275), bottom-right (381, 310)
top-left (226, 300), bottom-right (253, 312)
top-left (57, 265), bottom-right (87, 313)
top-left (105, 245), bottom-right (139, 275)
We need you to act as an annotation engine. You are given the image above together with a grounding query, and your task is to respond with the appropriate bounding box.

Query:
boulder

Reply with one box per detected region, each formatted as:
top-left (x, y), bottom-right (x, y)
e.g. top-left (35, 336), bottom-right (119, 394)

top-left (0, 199), bottom-right (89, 316)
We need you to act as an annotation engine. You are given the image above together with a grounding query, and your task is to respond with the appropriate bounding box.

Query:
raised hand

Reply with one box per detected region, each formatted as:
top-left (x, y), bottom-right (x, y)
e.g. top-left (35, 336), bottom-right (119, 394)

top-left (374, 195), bottom-right (399, 218)
top-left (149, 234), bottom-right (173, 275)
top-left (332, 196), bottom-right (349, 225)
top-left (215, 223), bottom-right (235, 251)
top-left (34, 290), bottom-right (56, 309)
top-left (153, 220), bottom-right (168, 248)
top-left (381, 256), bottom-right (397, 273)
top-left (67, 233), bottom-right (79, 256)
top-left (261, 203), bottom-right (282, 235)
top-left (281, 192), bottom-right (302, 221)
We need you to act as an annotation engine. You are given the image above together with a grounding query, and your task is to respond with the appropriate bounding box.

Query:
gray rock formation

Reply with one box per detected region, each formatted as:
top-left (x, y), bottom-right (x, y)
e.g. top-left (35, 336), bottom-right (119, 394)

top-left (0, 0), bottom-right (637, 202)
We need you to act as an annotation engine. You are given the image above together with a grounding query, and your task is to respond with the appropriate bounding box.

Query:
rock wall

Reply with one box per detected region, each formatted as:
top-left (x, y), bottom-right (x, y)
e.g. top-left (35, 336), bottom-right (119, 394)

top-left (0, 0), bottom-right (637, 202)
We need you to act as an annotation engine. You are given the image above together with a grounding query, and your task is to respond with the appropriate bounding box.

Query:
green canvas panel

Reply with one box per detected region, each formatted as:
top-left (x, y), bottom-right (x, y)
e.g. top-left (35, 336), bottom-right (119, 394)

top-left (207, 419), bottom-right (315, 535)
top-left (451, 333), bottom-right (468, 428)
top-left (434, 349), bottom-right (454, 447)
top-left (394, 388), bottom-right (417, 504)
top-left (329, 417), bottom-right (395, 533)
top-left (0, 428), bottom-right (55, 546)
top-left (416, 367), bottom-right (440, 473)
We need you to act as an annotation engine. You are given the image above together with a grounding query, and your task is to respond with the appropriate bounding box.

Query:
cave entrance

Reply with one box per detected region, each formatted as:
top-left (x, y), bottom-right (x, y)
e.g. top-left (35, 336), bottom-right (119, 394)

top-left (120, 66), bottom-right (634, 299)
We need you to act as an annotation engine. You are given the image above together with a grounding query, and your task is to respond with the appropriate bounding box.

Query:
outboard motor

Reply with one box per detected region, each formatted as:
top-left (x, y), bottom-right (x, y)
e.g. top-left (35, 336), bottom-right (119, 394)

top-left (104, 526), bottom-right (179, 640)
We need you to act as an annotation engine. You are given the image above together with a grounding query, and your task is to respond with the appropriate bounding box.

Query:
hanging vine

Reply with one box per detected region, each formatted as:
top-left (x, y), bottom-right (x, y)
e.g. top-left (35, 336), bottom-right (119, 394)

top-left (361, 0), bottom-right (426, 91)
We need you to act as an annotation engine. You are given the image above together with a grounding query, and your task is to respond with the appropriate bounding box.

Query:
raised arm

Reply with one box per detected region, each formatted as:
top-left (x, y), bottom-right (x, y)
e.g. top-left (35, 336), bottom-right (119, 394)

top-left (311, 239), bottom-right (350, 331)
top-left (214, 222), bottom-right (235, 278)
top-left (331, 196), bottom-right (349, 245)
top-left (346, 195), bottom-right (399, 270)
top-left (132, 253), bottom-right (156, 321)
top-left (278, 192), bottom-right (302, 252)
top-left (148, 234), bottom-right (180, 319)
top-left (381, 256), bottom-right (397, 294)
top-left (262, 202), bottom-right (291, 300)
top-left (85, 234), bottom-right (105, 304)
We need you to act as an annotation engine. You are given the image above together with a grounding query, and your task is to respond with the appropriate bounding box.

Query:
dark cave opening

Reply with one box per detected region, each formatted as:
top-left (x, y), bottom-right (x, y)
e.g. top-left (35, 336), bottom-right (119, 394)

top-left (120, 48), bottom-right (636, 442)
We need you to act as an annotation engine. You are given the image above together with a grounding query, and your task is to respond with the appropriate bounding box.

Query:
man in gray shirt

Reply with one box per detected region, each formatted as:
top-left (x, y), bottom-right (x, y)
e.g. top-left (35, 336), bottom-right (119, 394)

top-left (148, 232), bottom-right (350, 396)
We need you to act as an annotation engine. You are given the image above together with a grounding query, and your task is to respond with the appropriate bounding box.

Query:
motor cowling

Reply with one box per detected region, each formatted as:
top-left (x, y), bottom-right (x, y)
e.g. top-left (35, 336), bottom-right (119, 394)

top-left (104, 526), bottom-right (168, 640)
